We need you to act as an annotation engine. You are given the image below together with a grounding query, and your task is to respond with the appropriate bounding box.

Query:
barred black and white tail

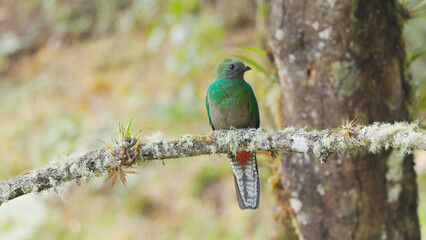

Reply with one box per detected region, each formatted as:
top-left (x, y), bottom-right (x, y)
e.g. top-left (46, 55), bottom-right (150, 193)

top-left (229, 152), bottom-right (260, 210)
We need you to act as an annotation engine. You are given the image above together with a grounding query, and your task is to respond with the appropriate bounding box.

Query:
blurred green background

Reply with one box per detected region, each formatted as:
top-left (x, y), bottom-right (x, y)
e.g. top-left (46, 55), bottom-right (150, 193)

top-left (0, 0), bottom-right (424, 239)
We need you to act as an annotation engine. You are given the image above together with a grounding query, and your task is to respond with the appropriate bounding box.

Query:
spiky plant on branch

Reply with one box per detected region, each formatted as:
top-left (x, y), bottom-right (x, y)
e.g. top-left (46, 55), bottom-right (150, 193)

top-left (336, 117), bottom-right (362, 143)
top-left (99, 116), bottom-right (148, 187)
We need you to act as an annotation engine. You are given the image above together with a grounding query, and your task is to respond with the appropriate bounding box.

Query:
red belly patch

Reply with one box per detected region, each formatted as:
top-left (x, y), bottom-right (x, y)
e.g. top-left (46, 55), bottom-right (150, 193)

top-left (236, 151), bottom-right (251, 167)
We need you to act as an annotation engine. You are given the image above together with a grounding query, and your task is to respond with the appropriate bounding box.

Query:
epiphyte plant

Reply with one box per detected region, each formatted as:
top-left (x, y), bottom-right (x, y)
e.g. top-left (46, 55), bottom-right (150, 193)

top-left (99, 115), bottom-right (148, 187)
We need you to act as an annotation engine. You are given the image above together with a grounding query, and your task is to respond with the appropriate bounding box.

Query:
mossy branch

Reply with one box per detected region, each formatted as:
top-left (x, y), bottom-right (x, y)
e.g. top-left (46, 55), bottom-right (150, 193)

top-left (0, 122), bottom-right (425, 206)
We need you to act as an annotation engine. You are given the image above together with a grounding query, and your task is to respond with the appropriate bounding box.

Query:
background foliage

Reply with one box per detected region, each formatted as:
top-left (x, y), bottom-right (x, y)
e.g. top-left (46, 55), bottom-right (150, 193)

top-left (0, 0), bottom-right (424, 239)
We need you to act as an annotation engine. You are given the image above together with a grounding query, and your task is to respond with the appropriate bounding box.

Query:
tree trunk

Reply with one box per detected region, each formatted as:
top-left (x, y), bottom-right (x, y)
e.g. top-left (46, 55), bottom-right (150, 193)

top-left (268, 0), bottom-right (420, 239)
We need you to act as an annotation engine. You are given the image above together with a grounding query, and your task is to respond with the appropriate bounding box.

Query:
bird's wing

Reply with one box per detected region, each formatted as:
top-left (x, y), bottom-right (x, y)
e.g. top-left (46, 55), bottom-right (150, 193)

top-left (247, 84), bottom-right (260, 128)
top-left (206, 89), bottom-right (215, 130)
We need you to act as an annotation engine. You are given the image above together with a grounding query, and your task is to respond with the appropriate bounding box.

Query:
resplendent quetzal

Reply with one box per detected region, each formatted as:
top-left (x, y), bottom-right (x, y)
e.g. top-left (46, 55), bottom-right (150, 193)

top-left (206, 58), bottom-right (260, 210)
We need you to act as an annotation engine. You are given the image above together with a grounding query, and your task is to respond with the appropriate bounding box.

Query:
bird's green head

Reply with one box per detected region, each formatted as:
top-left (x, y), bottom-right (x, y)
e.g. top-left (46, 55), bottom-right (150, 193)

top-left (215, 58), bottom-right (251, 79)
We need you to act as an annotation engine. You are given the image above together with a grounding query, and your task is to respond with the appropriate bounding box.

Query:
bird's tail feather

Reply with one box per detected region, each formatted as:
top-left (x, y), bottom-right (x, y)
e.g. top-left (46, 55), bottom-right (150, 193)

top-left (229, 151), bottom-right (259, 210)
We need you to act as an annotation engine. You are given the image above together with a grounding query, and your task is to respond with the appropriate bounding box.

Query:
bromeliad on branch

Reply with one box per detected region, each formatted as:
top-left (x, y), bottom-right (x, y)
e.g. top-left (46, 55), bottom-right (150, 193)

top-left (99, 116), bottom-right (148, 187)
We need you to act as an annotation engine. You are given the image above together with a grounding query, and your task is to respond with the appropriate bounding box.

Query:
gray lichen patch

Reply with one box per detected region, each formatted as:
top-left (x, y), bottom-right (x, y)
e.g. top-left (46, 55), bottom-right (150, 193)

top-left (0, 183), bottom-right (11, 204)
top-left (291, 136), bottom-right (309, 152)
top-left (229, 128), bottom-right (262, 152)
top-left (289, 197), bottom-right (303, 213)
top-left (275, 29), bottom-right (285, 40)
top-left (362, 122), bottom-right (422, 156)
top-left (386, 151), bottom-right (403, 182)
top-left (46, 151), bottom-right (114, 199)
top-left (313, 141), bottom-right (323, 159)
top-left (141, 131), bottom-right (167, 159)
top-left (327, 0), bottom-right (337, 8)
top-left (319, 27), bottom-right (333, 40)
top-left (317, 184), bottom-right (325, 196)
top-left (311, 21), bottom-right (320, 31)
top-left (56, 182), bottom-right (71, 203)
top-left (251, 128), bottom-right (276, 151)
top-left (391, 123), bottom-right (419, 157)
top-left (331, 61), bottom-right (360, 100)
top-left (386, 151), bottom-right (404, 203)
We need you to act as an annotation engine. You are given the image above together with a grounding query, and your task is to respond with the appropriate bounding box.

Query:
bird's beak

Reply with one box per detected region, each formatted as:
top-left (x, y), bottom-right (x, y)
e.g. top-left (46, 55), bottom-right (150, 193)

top-left (244, 65), bottom-right (252, 71)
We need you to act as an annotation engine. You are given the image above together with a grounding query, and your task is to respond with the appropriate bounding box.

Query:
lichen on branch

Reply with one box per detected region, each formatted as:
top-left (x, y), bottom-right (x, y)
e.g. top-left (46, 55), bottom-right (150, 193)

top-left (0, 122), bottom-right (424, 206)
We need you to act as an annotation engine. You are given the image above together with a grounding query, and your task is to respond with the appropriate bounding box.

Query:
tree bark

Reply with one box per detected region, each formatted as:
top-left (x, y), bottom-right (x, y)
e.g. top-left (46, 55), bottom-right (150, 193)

top-left (269, 0), bottom-right (420, 239)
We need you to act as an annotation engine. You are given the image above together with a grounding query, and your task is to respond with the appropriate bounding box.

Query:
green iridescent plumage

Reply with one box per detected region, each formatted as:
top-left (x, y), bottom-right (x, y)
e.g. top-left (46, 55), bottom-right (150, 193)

top-left (206, 78), bottom-right (259, 127)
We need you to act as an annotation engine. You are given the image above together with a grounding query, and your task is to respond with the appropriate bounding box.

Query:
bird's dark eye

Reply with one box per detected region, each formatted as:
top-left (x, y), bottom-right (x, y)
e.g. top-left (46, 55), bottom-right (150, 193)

top-left (229, 64), bottom-right (235, 70)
